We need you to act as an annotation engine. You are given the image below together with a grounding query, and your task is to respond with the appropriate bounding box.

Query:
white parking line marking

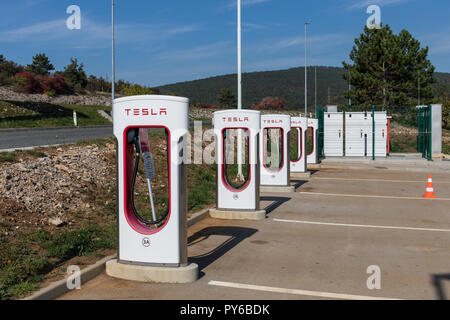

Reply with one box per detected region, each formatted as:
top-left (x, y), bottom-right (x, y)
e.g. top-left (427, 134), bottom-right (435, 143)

top-left (208, 280), bottom-right (401, 300)
top-left (298, 191), bottom-right (450, 201)
top-left (273, 218), bottom-right (450, 233)
top-left (312, 177), bottom-right (450, 184)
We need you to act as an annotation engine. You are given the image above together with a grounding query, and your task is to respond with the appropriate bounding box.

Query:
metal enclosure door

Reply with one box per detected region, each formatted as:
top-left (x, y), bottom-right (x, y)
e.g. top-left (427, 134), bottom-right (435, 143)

top-left (345, 112), bottom-right (371, 157)
top-left (324, 112), bottom-right (344, 157)
top-left (366, 111), bottom-right (387, 157)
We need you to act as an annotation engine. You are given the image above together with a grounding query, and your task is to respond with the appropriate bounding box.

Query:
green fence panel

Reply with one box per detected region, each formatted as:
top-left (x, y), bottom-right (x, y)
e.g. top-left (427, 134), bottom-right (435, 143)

top-left (417, 105), bottom-right (432, 161)
top-left (316, 106), bottom-right (325, 158)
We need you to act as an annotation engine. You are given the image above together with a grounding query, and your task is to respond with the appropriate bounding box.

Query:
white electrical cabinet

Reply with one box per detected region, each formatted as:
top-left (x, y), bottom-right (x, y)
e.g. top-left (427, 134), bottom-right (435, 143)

top-left (324, 112), bottom-right (344, 157)
top-left (345, 111), bottom-right (387, 157)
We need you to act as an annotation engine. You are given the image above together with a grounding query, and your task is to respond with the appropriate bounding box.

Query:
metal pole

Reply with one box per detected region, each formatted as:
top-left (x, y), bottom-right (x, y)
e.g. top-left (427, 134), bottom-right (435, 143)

top-left (304, 23), bottom-right (310, 118)
top-left (372, 106), bottom-right (375, 161)
top-left (348, 70), bottom-right (351, 106)
top-left (112, 0), bottom-right (115, 117)
top-left (237, 0), bottom-right (243, 179)
top-left (418, 71), bottom-right (420, 106)
top-left (314, 66), bottom-right (317, 109)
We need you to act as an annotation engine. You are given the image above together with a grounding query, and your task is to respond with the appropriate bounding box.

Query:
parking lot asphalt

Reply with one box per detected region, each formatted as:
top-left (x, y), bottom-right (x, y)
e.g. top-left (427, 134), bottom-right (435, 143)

top-left (59, 166), bottom-right (450, 300)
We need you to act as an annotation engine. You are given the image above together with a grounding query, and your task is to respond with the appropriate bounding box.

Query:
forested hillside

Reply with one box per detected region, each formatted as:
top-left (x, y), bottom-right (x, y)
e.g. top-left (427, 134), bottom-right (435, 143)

top-left (158, 66), bottom-right (450, 111)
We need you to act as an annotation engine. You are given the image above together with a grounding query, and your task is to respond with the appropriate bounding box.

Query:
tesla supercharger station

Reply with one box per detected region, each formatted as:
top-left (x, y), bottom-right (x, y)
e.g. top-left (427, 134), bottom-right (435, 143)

top-left (345, 112), bottom-right (387, 157)
top-left (324, 112), bottom-right (344, 157)
top-left (290, 117), bottom-right (309, 177)
top-left (259, 114), bottom-right (295, 192)
top-left (209, 110), bottom-right (266, 220)
top-left (106, 95), bottom-right (198, 283)
top-left (307, 118), bottom-right (319, 164)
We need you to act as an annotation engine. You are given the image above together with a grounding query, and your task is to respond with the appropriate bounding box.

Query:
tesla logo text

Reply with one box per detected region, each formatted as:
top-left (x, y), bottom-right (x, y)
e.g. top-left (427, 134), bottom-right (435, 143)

top-left (292, 121), bottom-right (303, 125)
top-left (222, 117), bottom-right (249, 123)
top-left (263, 119), bottom-right (283, 124)
top-left (125, 108), bottom-right (167, 116)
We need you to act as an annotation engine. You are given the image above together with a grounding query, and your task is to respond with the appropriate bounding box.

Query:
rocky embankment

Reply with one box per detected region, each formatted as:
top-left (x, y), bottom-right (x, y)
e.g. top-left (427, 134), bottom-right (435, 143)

top-left (0, 86), bottom-right (112, 106)
top-left (0, 143), bottom-right (116, 232)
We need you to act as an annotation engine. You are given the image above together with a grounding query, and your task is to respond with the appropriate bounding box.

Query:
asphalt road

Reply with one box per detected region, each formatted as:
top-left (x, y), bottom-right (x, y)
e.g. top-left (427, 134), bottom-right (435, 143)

top-left (60, 166), bottom-right (450, 300)
top-left (0, 126), bottom-right (113, 151)
top-left (0, 121), bottom-right (212, 151)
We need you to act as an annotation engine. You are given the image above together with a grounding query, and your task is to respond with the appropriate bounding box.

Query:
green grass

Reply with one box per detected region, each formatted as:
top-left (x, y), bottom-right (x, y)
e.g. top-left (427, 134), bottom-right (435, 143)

top-left (187, 164), bottom-right (216, 211)
top-left (0, 223), bottom-right (116, 300)
top-left (0, 100), bottom-right (111, 129)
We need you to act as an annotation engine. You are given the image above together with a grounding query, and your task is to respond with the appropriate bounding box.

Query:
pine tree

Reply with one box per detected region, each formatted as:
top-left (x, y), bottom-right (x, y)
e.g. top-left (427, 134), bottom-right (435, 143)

top-left (26, 53), bottom-right (54, 75)
top-left (342, 25), bottom-right (435, 108)
top-left (61, 58), bottom-right (88, 92)
top-left (217, 88), bottom-right (237, 108)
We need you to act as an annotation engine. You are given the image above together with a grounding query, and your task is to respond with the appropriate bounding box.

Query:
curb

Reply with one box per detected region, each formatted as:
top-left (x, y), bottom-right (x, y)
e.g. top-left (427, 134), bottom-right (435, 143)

top-left (23, 255), bottom-right (115, 300)
top-left (23, 206), bottom-right (213, 300)
top-left (0, 125), bottom-right (112, 133)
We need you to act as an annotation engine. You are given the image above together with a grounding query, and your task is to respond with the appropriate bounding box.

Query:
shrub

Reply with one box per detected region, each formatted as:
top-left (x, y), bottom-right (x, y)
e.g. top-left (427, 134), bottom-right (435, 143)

top-left (12, 72), bottom-right (69, 95)
top-left (13, 72), bottom-right (42, 94)
top-left (252, 97), bottom-right (286, 110)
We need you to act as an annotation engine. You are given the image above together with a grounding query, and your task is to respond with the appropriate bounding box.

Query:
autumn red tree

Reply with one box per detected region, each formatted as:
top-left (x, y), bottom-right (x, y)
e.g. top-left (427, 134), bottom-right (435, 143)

top-left (252, 97), bottom-right (286, 110)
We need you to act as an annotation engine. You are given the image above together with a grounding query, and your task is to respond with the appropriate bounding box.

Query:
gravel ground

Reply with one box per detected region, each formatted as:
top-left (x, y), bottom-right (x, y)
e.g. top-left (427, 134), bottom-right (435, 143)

top-left (0, 143), bottom-right (116, 232)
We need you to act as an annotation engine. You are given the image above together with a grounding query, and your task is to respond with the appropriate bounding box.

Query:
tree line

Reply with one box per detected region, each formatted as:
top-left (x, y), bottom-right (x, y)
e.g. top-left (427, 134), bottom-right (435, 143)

top-left (0, 53), bottom-right (160, 97)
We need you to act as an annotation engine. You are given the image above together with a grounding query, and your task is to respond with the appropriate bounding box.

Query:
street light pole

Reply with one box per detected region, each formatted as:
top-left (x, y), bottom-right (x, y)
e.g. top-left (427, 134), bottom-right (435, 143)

top-left (304, 22), bottom-right (310, 118)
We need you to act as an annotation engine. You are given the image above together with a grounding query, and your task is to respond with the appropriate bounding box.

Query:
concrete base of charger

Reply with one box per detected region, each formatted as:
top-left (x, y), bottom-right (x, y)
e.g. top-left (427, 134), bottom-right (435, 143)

top-left (260, 185), bottom-right (296, 193)
top-left (106, 259), bottom-right (198, 283)
top-left (291, 171), bottom-right (311, 179)
top-left (209, 208), bottom-right (266, 220)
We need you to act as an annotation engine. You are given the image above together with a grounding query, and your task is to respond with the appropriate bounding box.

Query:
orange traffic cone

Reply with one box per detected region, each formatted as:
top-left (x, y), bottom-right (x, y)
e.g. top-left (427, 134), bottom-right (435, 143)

top-left (422, 174), bottom-right (438, 199)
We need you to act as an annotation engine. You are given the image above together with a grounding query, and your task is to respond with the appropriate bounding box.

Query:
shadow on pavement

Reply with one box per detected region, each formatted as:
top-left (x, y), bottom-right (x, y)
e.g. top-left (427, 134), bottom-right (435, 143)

top-left (188, 226), bottom-right (257, 278)
top-left (432, 273), bottom-right (450, 300)
top-left (261, 196), bottom-right (291, 215)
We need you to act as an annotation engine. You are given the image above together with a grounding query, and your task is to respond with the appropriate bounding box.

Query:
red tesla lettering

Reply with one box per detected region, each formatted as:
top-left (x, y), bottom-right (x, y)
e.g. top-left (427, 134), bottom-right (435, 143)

top-left (125, 109), bottom-right (131, 116)
top-left (133, 109), bottom-right (139, 116)
top-left (160, 108), bottom-right (167, 115)
top-left (142, 109), bottom-right (149, 116)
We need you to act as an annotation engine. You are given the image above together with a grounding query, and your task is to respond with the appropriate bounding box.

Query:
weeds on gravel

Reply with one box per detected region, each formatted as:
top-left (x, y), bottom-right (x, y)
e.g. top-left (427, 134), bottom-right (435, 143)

top-left (187, 164), bottom-right (215, 211)
top-left (0, 150), bottom-right (47, 163)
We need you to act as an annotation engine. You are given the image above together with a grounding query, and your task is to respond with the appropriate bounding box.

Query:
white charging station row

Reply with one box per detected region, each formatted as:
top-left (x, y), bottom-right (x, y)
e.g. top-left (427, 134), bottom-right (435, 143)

top-left (107, 95), bottom-right (318, 284)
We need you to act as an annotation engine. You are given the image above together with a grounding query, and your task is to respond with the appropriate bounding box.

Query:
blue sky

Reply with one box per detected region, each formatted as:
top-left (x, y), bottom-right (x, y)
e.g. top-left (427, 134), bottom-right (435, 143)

top-left (0, 0), bottom-right (449, 86)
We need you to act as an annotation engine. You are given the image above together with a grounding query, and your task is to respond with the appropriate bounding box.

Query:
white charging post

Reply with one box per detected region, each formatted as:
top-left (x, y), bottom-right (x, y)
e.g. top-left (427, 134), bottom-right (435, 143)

top-left (290, 116), bottom-right (310, 178)
top-left (259, 114), bottom-right (295, 193)
top-left (106, 95), bottom-right (198, 283)
top-left (307, 118), bottom-right (319, 164)
top-left (209, 109), bottom-right (266, 220)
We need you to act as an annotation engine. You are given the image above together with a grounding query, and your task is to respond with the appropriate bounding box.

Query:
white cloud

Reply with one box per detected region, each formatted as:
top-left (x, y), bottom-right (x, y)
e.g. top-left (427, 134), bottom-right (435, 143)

top-left (0, 18), bottom-right (199, 48)
top-left (155, 41), bottom-right (233, 62)
top-left (252, 33), bottom-right (350, 54)
top-left (348, 0), bottom-right (412, 10)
